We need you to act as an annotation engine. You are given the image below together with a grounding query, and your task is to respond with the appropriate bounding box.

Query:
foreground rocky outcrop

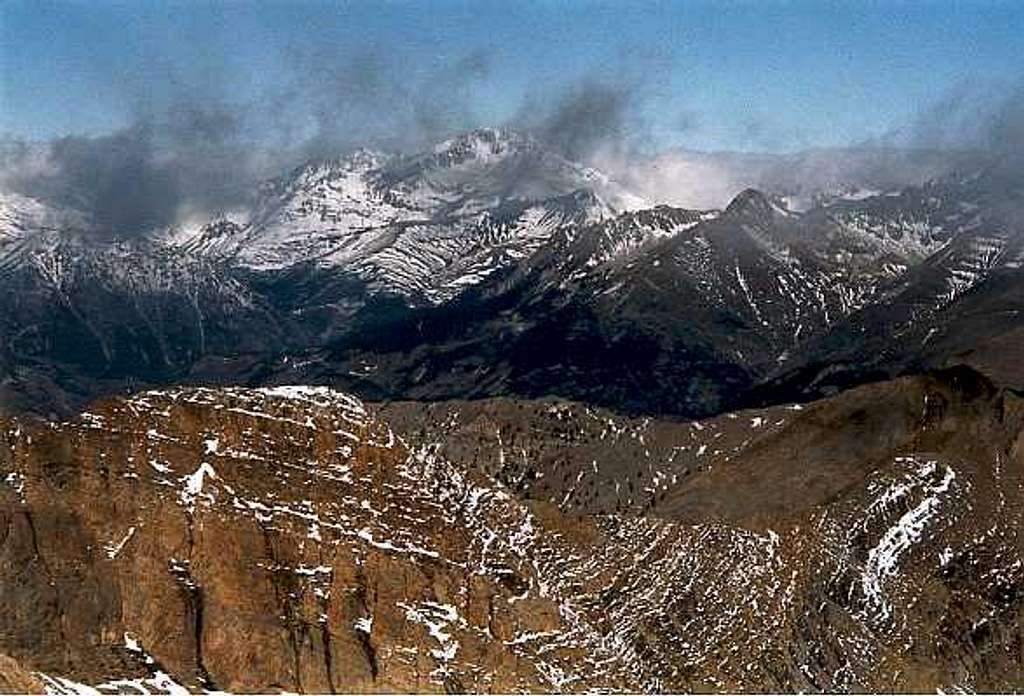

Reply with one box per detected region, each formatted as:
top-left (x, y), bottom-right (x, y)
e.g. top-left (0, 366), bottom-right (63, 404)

top-left (1, 368), bottom-right (1023, 692)
top-left (0, 386), bottom-right (613, 693)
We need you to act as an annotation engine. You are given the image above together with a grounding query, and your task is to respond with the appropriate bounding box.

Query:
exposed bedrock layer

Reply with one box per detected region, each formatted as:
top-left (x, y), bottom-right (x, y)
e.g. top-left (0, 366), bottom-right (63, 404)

top-left (1, 368), bottom-right (1023, 692)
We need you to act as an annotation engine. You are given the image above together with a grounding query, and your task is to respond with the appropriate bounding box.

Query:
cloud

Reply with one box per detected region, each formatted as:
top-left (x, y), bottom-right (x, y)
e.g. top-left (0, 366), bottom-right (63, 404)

top-left (0, 48), bottom-right (498, 236)
top-left (898, 81), bottom-right (1023, 158)
top-left (606, 145), bottom-right (976, 210)
top-left (47, 126), bottom-right (179, 235)
top-left (987, 87), bottom-right (1024, 156)
top-left (413, 49), bottom-right (493, 139)
top-left (2, 53), bottom-right (661, 234)
top-left (279, 45), bottom-right (495, 156)
top-left (881, 80), bottom-right (1024, 206)
top-left (526, 81), bottom-right (638, 161)
top-left (602, 80), bottom-right (1024, 209)
top-left (5, 40), bottom-right (1022, 235)
top-left (0, 102), bottom-right (275, 236)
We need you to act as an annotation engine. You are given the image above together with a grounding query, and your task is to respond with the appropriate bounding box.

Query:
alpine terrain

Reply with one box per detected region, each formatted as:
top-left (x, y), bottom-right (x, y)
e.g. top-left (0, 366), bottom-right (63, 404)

top-left (2, 118), bottom-right (1024, 693)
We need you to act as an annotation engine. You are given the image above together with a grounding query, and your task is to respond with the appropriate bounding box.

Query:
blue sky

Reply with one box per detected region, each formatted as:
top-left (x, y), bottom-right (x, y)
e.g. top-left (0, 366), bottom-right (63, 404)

top-left (2, 0), bottom-right (1022, 153)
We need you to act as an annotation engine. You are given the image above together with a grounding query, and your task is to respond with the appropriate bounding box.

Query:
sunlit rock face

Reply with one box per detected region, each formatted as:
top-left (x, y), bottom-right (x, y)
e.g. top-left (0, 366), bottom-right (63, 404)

top-left (2, 367), bottom-right (1024, 692)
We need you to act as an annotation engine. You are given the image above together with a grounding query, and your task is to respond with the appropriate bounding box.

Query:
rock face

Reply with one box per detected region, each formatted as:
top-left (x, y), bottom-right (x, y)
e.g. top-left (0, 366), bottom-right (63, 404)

top-left (0, 386), bottom-right (614, 692)
top-left (2, 368), bottom-right (1024, 692)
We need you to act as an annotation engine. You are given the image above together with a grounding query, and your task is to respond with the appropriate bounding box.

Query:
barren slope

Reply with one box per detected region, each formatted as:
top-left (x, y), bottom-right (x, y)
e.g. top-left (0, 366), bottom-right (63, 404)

top-left (2, 368), bottom-right (1023, 692)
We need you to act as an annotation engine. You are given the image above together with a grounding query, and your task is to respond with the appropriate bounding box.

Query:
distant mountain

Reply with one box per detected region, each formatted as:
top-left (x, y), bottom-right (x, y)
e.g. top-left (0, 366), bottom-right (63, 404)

top-left (754, 167), bottom-right (1024, 403)
top-left (0, 129), bottom-right (1022, 419)
top-left (285, 176), bottom-right (1010, 417)
top-left (0, 228), bottom-right (284, 416)
top-left (171, 128), bottom-right (643, 303)
top-left (0, 130), bottom-right (646, 414)
top-left (3, 129), bottom-right (1024, 694)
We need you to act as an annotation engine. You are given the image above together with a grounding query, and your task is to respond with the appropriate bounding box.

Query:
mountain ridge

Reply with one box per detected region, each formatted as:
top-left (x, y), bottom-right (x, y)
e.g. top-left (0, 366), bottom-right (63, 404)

top-left (0, 129), bottom-right (1021, 420)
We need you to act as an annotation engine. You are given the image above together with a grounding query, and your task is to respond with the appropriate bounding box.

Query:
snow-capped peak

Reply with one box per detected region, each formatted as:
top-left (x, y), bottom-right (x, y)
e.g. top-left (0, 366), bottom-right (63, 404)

top-left (429, 127), bottom-right (526, 163)
top-left (723, 189), bottom-right (794, 220)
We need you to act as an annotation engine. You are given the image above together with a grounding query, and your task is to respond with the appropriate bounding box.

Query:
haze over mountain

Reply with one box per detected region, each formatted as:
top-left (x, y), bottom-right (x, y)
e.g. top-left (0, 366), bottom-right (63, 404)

top-left (4, 1), bottom-right (1024, 228)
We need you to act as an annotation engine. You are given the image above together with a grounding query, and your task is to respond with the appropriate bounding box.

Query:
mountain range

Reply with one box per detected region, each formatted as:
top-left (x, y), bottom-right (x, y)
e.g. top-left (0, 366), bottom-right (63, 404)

top-left (2, 127), bottom-right (1024, 692)
top-left (1, 128), bottom-right (1020, 419)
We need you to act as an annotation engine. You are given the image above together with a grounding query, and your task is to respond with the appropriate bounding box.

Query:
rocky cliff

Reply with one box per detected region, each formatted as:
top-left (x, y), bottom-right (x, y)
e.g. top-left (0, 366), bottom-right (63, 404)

top-left (1, 369), bottom-right (1023, 692)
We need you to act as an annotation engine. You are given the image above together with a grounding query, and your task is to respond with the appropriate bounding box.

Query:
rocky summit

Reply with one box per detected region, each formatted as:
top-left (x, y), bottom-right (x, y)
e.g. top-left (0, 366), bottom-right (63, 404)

top-left (1, 366), bottom-right (1023, 692)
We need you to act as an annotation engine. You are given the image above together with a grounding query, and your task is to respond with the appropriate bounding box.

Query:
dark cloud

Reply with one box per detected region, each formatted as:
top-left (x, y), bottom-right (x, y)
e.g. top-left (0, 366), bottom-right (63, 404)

top-left (1, 101), bottom-right (274, 237)
top-left (987, 88), bottom-right (1024, 155)
top-left (0, 43), bottom-right (671, 233)
top-left (879, 80), bottom-right (1024, 167)
top-left (161, 102), bottom-right (242, 149)
top-left (413, 49), bottom-right (493, 140)
top-left (523, 81), bottom-right (638, 162)
top-left (882, 80), bottom-right (1024, 205)
top-left (2, 58), bottom-right (666, 236)
top-left (0, 48), bottom-right (497, 236)
top-left (47, 126), bottom-right (179, 235)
